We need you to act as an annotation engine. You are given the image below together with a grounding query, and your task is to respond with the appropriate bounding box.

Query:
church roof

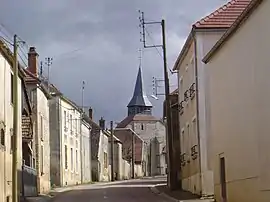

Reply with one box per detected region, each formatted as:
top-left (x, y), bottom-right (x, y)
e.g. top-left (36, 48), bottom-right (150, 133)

top-left (127, 67), bottom-right (152, 107)
top-left (116, 114), bottom-right (161, 128)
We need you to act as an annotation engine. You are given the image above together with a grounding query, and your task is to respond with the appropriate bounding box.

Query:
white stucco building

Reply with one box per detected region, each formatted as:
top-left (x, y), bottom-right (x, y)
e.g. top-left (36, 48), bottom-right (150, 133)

top-left (49, 85), bottom-right (82, 187)
top-left (172, 0), bottom-right (250, 196)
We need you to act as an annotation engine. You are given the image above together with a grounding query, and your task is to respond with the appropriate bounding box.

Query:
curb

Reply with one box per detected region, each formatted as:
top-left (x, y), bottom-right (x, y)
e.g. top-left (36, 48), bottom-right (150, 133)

top-left (150, 185), bottom-right (180, 202)
top-left (150, 185), bottom-right (215, 202)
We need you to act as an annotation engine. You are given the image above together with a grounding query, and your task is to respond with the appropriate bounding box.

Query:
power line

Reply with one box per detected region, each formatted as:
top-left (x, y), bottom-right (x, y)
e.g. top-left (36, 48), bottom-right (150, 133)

top-left (0, 36), bottom-right (13, 46)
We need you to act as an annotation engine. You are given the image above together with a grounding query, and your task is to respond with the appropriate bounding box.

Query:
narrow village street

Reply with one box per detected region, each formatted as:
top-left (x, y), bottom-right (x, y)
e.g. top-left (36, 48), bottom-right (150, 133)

top-left (51, 177), bottom-right (170, 202)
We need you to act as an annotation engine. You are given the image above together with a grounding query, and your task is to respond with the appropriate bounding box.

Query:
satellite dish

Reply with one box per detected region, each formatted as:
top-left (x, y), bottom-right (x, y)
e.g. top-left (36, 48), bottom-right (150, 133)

top-left (150, 94), bottom-right (158, 100)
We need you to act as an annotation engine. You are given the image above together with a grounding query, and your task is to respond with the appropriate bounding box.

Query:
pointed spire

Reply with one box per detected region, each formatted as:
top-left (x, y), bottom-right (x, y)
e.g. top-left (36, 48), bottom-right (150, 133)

top-left (127, 67), bottom-right (152, 115)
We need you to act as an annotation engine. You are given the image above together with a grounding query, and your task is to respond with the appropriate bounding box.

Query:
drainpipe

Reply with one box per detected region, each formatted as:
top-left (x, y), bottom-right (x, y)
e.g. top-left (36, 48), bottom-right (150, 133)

top-left (192, 28), bottom-right (203, 196)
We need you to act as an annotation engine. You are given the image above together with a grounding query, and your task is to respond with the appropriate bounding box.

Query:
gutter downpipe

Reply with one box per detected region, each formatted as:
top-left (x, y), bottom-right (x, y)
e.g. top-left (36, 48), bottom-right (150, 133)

top-left (192, 27), bottom-right (203, 196)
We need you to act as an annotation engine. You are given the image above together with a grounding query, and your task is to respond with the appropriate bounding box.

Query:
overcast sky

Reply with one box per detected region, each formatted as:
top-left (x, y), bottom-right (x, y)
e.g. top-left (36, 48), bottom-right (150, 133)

top-left (0, 0), bottom-right (227, 126)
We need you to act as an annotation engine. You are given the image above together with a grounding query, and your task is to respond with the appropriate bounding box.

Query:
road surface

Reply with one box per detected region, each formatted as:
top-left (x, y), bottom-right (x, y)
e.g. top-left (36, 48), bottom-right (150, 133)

top-left (52, 177), bottom-right (171, 202)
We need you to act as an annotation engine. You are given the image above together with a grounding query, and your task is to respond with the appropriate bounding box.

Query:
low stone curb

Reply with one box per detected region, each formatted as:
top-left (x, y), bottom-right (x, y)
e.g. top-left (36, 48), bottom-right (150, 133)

top-left (150, 184), bottom-right (215, 202)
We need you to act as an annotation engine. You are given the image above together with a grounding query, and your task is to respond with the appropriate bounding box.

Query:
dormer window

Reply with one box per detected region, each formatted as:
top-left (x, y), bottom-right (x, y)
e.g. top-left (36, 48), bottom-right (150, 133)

top-left (141, 124), bottom-right (144, 130)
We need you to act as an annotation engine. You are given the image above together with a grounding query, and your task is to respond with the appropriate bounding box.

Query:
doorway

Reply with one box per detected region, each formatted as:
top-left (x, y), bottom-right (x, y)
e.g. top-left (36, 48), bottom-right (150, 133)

top-left (220, 156), bottom-right (227, 202)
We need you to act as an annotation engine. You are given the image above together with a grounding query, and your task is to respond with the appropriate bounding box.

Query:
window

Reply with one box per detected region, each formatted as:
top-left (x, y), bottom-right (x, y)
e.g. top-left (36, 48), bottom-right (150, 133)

top-left (75, 150), bottom-right (78, 172)
top-left (40, 116), bottom-right (44, 141)
top-left (75, 119), bottom-right (78, 134)
top-left (10, 128), bottom-right (13, 152)
top-left (71, 148), bottom-right (74, 171)
top-left (64, 145), bottom-right (68, 169)
top-left (141, 124), bottom-right (144, 130)
top-left (70, 114), bottom-right (73, 134)
top-left (64, 111), bottom-right (67, 131)
top-left (11, 73), bottom-right (14, 104)
top-left (1, 128), bottom-right (5, 147)
top-left (104, 152), bottom-right (108, 168)
top-left (40, 145), bottom-right (44, 175)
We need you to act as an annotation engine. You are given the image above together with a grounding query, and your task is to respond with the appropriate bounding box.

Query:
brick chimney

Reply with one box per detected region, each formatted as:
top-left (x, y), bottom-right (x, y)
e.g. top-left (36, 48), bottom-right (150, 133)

top-left (28, 47), bottom-right (39, 76)
top-left (88, 107), bottom-right (93, 119)
top-left (99, 117), bottom-right (105, 130)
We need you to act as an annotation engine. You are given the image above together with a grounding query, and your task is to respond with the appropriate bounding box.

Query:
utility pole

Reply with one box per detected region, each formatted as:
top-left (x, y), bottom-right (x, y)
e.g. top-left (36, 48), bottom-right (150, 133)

top-left (80, 81), bottom-right (85, 183)
top-left (110, 121), bottom-right (114, 181)
top-left (12, 34), bottom-right (18, 202)
top-left (131, 124), bottom-right (135, 179)
top-left (45, 57), bottom-right (53, 92)
top-left (139, 11), bottom-right (179, 190)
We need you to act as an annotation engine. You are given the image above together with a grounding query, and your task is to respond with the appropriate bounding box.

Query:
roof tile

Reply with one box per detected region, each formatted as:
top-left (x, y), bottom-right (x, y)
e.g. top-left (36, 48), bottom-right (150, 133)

top-left (194, 0), bottom-right (251, 28)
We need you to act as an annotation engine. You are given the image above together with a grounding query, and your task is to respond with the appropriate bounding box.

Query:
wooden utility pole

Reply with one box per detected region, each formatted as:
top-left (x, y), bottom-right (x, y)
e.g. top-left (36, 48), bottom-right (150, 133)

top-left (12, 34), bottom-right (18, 202)
top-left (110, 121), bottom-right (114, 181)
top-left (131, 125), bottom-right (135, 179)
top-left (139, 11), bottom-right (179, 190)
top-left (161, 19), bottom-right (176, 190)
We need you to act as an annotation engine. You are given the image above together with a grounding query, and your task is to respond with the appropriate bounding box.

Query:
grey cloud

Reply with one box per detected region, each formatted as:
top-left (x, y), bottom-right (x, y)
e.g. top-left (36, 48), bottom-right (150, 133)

top-left (0, 0), bottom-right (227, 122)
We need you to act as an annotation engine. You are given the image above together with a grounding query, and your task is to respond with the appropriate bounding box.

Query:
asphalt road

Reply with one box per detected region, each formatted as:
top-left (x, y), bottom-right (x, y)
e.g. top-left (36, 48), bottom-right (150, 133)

top-left (52, 177), bottom-right (172, 202)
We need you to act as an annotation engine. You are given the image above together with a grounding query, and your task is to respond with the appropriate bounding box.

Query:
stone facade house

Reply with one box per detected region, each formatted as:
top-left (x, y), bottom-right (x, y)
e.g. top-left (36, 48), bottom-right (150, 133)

top-left (172, 0), bottom-right (250, 196)
top-left (114, 128), bottom-right (144, 178)
top-left (49, 85), bottom-right (82, 187)
top-left (23, 47), bottom-right (51, 194)
top-left (108, 134), bottom-right (123, 180)
top-left (203, 1), bottom-right (269, 201)
top-left (117, 67), bottom-right (166, 176)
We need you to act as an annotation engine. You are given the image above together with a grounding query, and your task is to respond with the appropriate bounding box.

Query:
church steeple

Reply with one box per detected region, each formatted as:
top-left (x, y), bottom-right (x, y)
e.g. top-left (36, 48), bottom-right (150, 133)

top-left (127, 67), bottom-right (152, 116)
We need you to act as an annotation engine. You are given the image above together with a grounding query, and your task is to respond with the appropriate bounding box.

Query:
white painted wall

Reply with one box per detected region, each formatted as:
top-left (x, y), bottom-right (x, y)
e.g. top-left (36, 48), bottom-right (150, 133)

top-left (0, 53), bottom-right (22, 202)
top-left (35, 88), bottom-right (50, 193)
top-left (195, 31), bottom-right (225, 197)
top-left (59, 98), bottom-right (81, 186)
top-left (81, 121), bottom-right (91, 183)
top-left (97, 131), bottom-right (109, 181)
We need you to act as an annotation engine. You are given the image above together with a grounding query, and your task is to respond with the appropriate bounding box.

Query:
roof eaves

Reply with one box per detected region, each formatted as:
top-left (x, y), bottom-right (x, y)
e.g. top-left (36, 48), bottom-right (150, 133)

top-left (203, 0), bottom-right (261, 63)
top-left (172, 28), bottom-right (194, 71)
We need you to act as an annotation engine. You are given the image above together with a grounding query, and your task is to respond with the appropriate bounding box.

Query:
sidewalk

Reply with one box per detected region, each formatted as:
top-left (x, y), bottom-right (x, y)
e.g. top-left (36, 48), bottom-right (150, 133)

top-left (150, 184), bottom-right (215, 202)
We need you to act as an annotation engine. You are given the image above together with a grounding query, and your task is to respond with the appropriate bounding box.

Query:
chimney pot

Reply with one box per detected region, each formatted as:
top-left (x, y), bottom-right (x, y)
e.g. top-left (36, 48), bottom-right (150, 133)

top-left (28, 47), bottom-right (39, 76)
top-left (88, 107), bottom-right (93, 119)
top-left (99, 117), bottom-right (105, 130)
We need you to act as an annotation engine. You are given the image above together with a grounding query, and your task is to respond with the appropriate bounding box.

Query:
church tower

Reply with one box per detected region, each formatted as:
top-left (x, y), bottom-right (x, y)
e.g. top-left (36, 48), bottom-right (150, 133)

top-left (127, 67), bottom-right (152, 116)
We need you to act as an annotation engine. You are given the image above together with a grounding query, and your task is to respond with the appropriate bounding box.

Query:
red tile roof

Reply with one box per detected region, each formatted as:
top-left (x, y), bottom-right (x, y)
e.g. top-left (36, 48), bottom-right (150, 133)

top-left (194, 0), bottom-right (251, 29)
top-left (203, 0), bottom-right (262, 63)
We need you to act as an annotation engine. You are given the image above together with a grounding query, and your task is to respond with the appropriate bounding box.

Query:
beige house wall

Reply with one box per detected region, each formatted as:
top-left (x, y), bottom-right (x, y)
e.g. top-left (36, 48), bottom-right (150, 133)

top-left (0, 54), bottom-right (22, 202)
top-left (206, 1), bottom-right (270, 202)
top-left (35, 88), bottom-right (50, 194)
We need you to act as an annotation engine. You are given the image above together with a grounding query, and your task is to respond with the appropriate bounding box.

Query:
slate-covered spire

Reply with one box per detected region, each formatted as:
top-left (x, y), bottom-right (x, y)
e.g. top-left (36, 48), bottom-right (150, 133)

top-left (127, 67), bottom-right (152, 116)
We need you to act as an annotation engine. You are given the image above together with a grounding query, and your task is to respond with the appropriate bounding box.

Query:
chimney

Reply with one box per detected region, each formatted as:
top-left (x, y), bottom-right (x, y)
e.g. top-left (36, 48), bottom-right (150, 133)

top-left (28, 47), bottom-right (39, 76)
top-left (99, 117), bottom-right (105, 130)
top-left (88, 107), bottom-right (93, 119)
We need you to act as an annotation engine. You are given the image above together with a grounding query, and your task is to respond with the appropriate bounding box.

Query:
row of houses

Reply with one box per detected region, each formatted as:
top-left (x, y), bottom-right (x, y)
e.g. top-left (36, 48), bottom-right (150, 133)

top-left (0, 39), bottom-right (155, 202)
top-left (169, 0), bottom-right (270, 202)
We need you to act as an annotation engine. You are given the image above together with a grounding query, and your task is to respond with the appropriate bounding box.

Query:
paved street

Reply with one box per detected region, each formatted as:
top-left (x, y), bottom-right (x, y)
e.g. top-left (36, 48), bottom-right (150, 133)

top-left (51, 177), bottom-right (172, 202)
